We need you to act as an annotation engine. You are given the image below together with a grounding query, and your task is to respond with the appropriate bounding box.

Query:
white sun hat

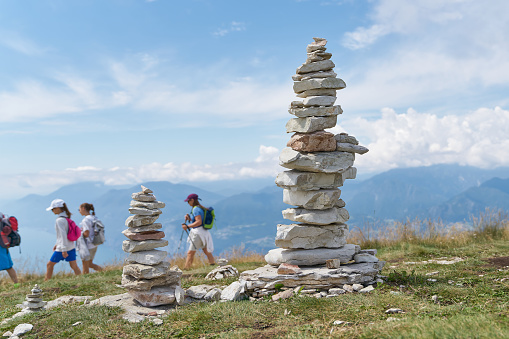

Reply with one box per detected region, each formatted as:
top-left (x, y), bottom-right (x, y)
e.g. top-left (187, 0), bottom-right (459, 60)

top-left (46, 199), bottom-right (66, 211)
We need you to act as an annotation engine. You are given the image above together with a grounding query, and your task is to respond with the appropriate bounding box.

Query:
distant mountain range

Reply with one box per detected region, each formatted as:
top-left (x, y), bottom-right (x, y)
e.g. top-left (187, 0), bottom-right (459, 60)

top-left (3, 164), bottom-right (509, 271)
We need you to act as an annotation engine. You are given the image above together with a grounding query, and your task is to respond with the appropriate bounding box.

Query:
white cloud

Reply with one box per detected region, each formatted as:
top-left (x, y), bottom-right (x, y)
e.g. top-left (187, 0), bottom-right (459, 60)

top-left (0, 31), bottom-right (47, 55)
top-left (338, 0), bottom-right (509, 113)
top-left (331, 106), bottom-right (509, 173)
top-left (3, 145), bottom-right (282, 198)
top-left (213, 21), bottom-right (246, 37)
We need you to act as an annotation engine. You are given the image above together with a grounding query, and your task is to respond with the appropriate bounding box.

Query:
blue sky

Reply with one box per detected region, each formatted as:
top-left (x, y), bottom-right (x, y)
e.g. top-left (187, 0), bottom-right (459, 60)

top-left (1, 0), bottom-right (509, 199)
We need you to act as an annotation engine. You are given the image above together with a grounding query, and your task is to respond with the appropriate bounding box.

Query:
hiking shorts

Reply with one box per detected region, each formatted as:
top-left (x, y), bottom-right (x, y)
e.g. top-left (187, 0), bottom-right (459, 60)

top-left (82, 247), bottom-right (98, 261)
top-left (188, 231), bottom-right (204, 251)
top-left (50, 248), bottom-right (77, 263)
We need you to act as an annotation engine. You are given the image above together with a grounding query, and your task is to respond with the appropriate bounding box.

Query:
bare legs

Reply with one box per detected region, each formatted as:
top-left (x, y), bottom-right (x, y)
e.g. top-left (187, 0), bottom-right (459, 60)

top-left (184, 250), bottom-right (196, 270)
top-left (82, 260), bottom-right (103, 274)
top-left (45, 261), bottom-right (81, 281)
top-left (184, 249), bottom-right (215, 270)
top-left (6, 267), bottom-right (18, 284)
top-left (203, 248), bottom-right (215, 265)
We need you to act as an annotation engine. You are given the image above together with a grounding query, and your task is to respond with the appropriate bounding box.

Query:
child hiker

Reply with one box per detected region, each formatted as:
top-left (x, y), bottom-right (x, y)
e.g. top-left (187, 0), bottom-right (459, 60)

top-left (45, 199), bottom-right (82, 280)
top-left (78, 203), bottom-right (103, 274)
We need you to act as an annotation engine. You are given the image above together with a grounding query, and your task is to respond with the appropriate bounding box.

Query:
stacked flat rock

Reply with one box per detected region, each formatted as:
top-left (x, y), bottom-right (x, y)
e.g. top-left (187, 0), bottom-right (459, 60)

top-left (122, 185), bottom-right (184, 307)
top-left (241, 38), bottom-right (384, 297)
top-left (22, 284), bottom-right (46, 311)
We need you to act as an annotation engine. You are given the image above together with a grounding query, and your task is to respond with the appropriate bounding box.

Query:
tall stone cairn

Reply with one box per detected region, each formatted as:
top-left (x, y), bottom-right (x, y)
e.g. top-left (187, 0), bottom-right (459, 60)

top-left (240, 38), bottom-right (384, 298)
top-left (265, 37), bottom-right (374, 266)
top-left (121, 185), bottom-right (184, 307)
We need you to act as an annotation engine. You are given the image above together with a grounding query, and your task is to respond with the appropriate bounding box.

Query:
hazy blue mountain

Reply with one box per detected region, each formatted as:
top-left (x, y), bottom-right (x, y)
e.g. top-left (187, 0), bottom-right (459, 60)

top-left (5, 164), bottom-right (509, 273)
top-left (428, 177), bottom-right (509, 221)
top-left (341, 164), bottom-right (509, 224)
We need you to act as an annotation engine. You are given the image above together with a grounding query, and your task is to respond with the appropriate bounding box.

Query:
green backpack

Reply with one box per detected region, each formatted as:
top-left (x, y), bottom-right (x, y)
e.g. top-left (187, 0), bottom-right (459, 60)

top-left (192, 206), bottom-right (215, 230)
top-left (203, 207), bottom-right (215, 229)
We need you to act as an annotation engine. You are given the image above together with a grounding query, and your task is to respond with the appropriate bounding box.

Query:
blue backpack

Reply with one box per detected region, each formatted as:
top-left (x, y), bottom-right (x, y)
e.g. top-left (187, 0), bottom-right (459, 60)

top-left (203, 207), bottom-right (215, 230)
top-left (192, 206), bottom-right (215, 230)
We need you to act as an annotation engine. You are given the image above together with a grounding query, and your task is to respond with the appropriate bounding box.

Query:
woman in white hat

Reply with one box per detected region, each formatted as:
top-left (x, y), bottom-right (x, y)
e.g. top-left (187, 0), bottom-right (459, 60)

top-left (45, 199), bottom-right (82, 280)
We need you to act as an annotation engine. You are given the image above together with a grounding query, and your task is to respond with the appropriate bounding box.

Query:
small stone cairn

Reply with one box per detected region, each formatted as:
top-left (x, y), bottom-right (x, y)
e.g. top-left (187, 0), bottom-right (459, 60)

top-left (22, 284), bottom-right (46, 312)
top-left (241, 38), bottom-right (385, 298)
top-left (205, 258), bottom-right (239, 280)
top-left (122, 185), bottom-right (184, 306)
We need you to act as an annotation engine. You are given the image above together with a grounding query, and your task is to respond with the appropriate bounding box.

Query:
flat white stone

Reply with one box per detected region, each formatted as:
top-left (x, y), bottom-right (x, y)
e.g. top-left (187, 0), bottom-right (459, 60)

top-left (123, 262), bottom-right (172, 279)
top-left (283, 188), bottom-right (342, 209)
top-left (359, 285), bottom-right (375, 293)
top-left (127, 223), bottom-right (163, 233)
top-left (128, 207), bottom-right (162, 216)
top-left (282, 207), bottom-right (350, 225)
top-left (275, 170), bottom-right (346, 190)
top-left (286, 116), bottom-right (337, 133)
top-left (186, 285), bottom-right (216, 299)
top-left (296, 89), bottom-right (336, 98)
top-left (336, 143), bottom-right (369, 154)
top-left (122, 239), bottom-right (168, 253)
top-left (220, 281), bottom-right (244, 301)
top-left (128, 286), bottom-right (176, 307)
top-left (303, 96), bottom-right (337, 107)
top-left (131, 192), bottom-right (156, 202)
top-left (292, 70), bottom-right (337, 81)
top-left (121, 272), bottom-right (181, 291)
top-left (125, 215), bottom-right (159, 227)
top-left (354, 253), bottom-right (379, 263)
top-left (130, 200), bottom-right (166, 209)
top-left (175, 286), bottom-right (185, 305)
top-left (279, 148), bottom-right (355, 173)
top-left (293, 77), bottom-right (346, 94)
top-left (335, 133), bottom-right (359, 145)
top-left (275, 224), bottom-right (347, 249)
top-left (125, 250), bottom-right (167, 265)
top-left (289, 105), bottom-right (342, 118)
top-left (204, 288), bottom-right (222, 301)
top-left (13, 324), bottom-right (33, 337)
top-left (265, 245), bottom-right (360, 266)
top-left (296, 60), bottom-right (335, 74)
top-left (140, 185), bottom-right (153, 194)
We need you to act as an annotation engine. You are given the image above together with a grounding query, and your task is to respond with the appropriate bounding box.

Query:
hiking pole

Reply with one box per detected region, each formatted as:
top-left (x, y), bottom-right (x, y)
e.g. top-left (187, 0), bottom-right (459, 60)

top-left (182, 221), bottom-right (198, 250)
top-left (176, 229), bottom-right (185, 253)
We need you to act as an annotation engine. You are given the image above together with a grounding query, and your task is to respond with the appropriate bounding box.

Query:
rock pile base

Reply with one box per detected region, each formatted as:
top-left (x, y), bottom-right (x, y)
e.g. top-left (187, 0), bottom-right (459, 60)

top-left (241, 262), bottom-right (384, 298)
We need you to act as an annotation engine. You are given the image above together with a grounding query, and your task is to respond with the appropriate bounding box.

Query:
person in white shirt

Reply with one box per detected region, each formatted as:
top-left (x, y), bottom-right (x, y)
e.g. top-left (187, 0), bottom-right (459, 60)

top-left (78, 203), bottom-right (103, 274)
top-left (45, 199), bottom-right (82, 280)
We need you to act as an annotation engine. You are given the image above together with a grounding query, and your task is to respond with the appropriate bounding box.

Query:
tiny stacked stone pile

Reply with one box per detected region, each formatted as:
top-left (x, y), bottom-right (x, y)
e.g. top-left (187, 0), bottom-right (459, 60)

top-left (205, 258), bottom-right (239, 280)
top-left (22, 284), bottom-right (46, 312)
top-left (122, 185), bottom-right (184, 307)
top-left (241, 38), bottom-right (385, 298)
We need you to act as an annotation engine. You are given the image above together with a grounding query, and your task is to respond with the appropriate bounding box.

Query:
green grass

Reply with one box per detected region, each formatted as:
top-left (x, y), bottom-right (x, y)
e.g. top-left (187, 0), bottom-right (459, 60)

top-left (1, 213), bottom-right (509, 338)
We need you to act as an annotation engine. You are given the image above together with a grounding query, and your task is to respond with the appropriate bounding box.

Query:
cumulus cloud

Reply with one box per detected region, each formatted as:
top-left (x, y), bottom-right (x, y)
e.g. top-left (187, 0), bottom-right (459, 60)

top-left (213, 21), bottom-right (246, 37)
top-left (331, 106), bottom-right (509, 173)
top-left (4, 145), bottom-right (282, 198)
top-left (339, 0), bottom-right (509, 113)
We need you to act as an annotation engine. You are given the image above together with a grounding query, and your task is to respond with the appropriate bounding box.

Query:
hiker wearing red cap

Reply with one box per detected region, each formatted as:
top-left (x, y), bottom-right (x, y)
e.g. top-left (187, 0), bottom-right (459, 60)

top-left (182, 194), bottom-right (215, 269)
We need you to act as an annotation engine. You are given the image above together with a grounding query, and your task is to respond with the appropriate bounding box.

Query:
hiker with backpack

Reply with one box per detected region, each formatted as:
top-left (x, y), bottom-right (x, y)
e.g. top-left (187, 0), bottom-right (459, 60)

top-left (0, 212), bottom-right (19, 287)
top-left (45, 199), bottom-right (82, 280)
top-left (78, 203), bottom-right (103, 274)
top-left (181, 193), bottom-right (215, 270)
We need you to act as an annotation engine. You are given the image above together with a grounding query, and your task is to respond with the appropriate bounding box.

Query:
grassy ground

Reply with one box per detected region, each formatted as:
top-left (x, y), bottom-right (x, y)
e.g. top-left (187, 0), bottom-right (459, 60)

top-left (1, 211), bottom-right (508, 338)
